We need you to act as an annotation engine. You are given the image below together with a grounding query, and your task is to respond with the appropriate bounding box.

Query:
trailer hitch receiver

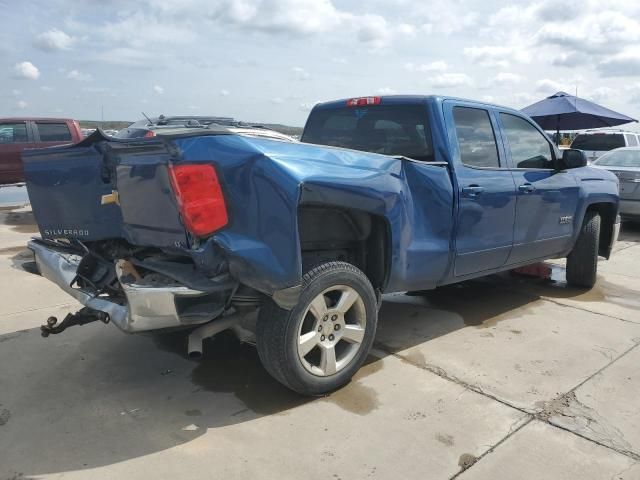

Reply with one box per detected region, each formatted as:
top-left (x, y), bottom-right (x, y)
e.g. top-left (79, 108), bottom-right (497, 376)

top-left (41, 307), bottom-right (110, 337)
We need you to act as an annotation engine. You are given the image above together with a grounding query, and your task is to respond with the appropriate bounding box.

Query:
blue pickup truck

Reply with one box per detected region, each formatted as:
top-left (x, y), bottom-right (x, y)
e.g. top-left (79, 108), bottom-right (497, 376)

top-left (24, 95), bottom-right (620, 395)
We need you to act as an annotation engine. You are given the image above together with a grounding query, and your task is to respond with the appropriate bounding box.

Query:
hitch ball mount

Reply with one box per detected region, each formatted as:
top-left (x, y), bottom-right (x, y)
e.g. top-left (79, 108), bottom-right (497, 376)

top-left (41, 307), bottom-right (110, 337)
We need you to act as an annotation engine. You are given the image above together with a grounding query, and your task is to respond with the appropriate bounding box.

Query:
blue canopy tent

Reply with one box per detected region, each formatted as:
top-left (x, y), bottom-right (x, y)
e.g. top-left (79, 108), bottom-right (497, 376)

top-left (522, 91), bottom-right (637, 144)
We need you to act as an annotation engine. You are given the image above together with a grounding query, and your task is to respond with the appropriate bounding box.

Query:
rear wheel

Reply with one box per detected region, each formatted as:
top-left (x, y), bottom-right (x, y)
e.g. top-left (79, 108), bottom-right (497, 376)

top-left (566, 211), bottom-right (600, 288)
top-left (256, 261), bottom-right (377, 396)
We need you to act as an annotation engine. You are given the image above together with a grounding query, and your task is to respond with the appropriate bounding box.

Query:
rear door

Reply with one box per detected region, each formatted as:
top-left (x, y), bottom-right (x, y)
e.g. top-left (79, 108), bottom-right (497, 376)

top-left (0, 121), bottom-right (35, 184)
top-left (33, 121), bottom-right (74, 147)
top-left (497, 112), bottom-right (580, 263)
top-left (444, 101), bottom-right (517, 277)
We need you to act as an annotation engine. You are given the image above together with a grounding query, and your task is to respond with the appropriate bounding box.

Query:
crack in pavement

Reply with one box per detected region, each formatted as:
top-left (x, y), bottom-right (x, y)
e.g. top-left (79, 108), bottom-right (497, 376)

top-left (376, 332), bottom-right (640, 474)
top-left (448, 416), bottom-right (534, 479)
top-left (536, 297), bottom-right (640, 325)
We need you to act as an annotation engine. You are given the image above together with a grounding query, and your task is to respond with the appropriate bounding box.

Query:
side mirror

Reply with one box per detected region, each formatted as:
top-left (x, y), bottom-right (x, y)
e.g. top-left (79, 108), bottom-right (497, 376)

top-left (559, 149), bottom-right (588, 170)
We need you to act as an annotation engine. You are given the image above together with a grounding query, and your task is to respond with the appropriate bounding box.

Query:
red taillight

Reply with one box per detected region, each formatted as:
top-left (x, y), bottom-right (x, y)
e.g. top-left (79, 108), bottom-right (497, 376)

top-left (144, 131), bottom-right (156, 138)
top-left (346, 96), bottom-right (381, 107)
top-left (169, 164), bottom-right (228, 237)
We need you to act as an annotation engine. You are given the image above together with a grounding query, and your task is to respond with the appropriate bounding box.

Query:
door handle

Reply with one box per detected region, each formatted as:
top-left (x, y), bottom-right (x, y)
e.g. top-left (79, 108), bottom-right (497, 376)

top-left (462, 185), bottom-right (485, 196)
top-left (518, 183), bottom-right (535, 193)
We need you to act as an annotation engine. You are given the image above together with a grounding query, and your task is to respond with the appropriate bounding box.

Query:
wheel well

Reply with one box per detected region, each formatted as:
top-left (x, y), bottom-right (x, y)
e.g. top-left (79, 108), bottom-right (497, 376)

top-left (586, 202), bottom-right (617, 259)
top-left (298, 206), bottom-right (389, 290)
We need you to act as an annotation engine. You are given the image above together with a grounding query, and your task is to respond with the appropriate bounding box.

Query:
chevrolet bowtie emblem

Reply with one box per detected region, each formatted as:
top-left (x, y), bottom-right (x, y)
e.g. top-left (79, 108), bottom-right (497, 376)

top-left (101, 190), bottom-right (120, 206)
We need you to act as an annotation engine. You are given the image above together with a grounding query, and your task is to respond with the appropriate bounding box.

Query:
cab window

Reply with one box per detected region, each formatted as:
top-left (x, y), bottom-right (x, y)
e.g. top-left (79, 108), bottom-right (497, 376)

top-left (500, 113), bottom-right (554, 169)
top-left (452, 107), bottom-right (500, 168)
top-left (0, 123), bottom-right (28, 143)
top-left (35, 122), bottom-right (72, 142)
top-left (302, 105), bottom-right (434, 161)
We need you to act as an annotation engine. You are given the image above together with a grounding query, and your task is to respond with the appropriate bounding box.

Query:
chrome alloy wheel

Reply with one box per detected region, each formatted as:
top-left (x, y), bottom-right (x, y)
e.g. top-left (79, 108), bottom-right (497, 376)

top-left (296, 285), bottom-right (367, 377)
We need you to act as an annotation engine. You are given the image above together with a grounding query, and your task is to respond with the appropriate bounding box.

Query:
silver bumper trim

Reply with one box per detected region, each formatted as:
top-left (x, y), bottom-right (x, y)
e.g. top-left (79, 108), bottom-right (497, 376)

top-left (28, 240), bottom-right (217, 333)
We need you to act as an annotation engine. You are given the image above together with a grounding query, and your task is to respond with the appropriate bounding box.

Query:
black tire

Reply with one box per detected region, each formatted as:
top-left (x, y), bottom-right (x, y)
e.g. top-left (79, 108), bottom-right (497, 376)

top-left (256, 261), bottom-right (378, 396)
top-left (566, 210), bottom-right (600, 288)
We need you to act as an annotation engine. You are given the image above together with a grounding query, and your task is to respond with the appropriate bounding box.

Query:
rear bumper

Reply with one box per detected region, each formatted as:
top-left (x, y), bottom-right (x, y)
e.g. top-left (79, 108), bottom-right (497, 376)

top-left (28, 240), bottom-right (231, 333)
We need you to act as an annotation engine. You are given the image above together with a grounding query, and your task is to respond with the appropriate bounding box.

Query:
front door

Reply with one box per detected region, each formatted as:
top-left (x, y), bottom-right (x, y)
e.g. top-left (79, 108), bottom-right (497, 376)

top-left (445, 103), bottom-right (517, 277)
top-left (497, 112), bottom-right (580, 264)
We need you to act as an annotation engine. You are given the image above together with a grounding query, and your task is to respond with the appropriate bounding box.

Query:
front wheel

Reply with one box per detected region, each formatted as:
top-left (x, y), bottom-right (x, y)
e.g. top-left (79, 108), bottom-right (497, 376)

top-left (256, 261), bottom-right (378, 396)
top-left (566, 211), bottom-right (601, 288)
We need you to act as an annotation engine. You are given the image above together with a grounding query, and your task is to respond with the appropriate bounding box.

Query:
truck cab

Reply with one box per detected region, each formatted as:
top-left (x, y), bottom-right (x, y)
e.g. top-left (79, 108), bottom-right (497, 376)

top-left (302, 96), bottom-right (619, 282)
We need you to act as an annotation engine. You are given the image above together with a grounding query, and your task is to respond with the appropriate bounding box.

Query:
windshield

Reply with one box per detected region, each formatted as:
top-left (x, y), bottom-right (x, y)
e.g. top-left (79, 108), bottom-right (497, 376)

top-left (594, 149), bottom-right (640, 167)
top-left (302, 105), bottom-right (434, 161)
top-left (571, 133), bottom-right (625, 151)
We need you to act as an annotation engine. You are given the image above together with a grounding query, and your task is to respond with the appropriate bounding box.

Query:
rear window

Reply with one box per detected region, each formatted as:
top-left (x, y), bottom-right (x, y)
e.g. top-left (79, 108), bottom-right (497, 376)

top-left (625, 134), bottom-right (638, 147)
top-left (302, 105), bottom-right (433, 161)
top-left (571, 133), bottom-right (625, 151)
top-left (36, 122), bottom-right (72, 142)
top-left (0, 123), bottom-right (28, 143)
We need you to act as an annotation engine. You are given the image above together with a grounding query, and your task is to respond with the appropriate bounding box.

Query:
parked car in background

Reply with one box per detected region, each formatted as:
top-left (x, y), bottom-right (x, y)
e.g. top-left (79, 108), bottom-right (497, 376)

top-left (0, 118), bottom-right (83, 184)
top-left (593, 147), bottom-right (640, 221)
top-left (570, 129), bottom-right (640, 163)
top-left (115, 115), bottom-right (296, 142)
top-left (24, 95), bottom-right (619, 396)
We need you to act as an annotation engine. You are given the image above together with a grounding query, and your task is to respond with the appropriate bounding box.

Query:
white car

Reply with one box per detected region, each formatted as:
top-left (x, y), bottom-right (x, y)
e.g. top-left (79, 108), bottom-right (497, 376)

top-left (570, 129), bottom-right (640, 163)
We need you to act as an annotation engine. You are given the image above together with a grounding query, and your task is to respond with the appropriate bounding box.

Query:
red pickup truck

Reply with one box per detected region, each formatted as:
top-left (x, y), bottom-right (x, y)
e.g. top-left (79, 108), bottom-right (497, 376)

top-left (0, 118), bottom-right (83, 184)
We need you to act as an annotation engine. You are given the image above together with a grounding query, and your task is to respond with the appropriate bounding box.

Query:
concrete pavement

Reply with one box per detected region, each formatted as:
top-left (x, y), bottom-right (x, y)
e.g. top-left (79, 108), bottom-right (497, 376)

top-left (0, 207), bottom-right (639, 479)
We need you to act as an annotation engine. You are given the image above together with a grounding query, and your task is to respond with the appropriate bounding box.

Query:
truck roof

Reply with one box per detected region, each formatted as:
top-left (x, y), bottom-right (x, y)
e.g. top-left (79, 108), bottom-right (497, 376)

top-left (0, 117), bottom-right (77, 122)
top-left (312, 95), bottom-right (522, 115)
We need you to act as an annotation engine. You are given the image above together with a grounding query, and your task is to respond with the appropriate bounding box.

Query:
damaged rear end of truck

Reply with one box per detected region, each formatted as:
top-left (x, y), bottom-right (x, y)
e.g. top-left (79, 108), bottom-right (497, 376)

top-left (24, 128), bottom-right (304, 356)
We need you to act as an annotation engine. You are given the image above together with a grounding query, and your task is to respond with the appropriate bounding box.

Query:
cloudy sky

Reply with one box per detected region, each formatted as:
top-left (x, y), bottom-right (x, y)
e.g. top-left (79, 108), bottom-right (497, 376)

top-left (2, 0), bottom-right (640, 128)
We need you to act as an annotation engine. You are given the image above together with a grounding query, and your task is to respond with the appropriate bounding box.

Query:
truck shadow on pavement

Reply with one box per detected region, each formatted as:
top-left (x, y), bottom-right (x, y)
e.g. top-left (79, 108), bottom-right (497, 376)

top-left (1, 225), bottom-right (638, 478)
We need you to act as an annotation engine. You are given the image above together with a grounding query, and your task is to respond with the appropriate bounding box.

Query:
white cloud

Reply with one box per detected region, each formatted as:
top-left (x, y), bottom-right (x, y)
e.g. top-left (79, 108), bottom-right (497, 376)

top-left (98, 12), bottom-right (196, 49)
top-left (377, 87), bottom-right (396, 94)
top-left (17, 100), bottom-right (28, 109)
top-left (40, 86), bottom-right (53, 92)
top-left (220, 89), bottom-right (230, 96)
top-left (408, 1), bottom-right (477, 35)
top-left (98, 48), bottom-right (155, 68)
top-left (11, 89), bottom-right (21, 96)
top-left (536, 79), bottom-right (565, 93)
top-left (597, 49), bottom-right (640, 77)
top-left (299, 100), bottom-right (320, 111)
top-left (430, 73), bottom-right (472, 88)
top-left (13, 61), bottom-right (40, 80)
top-left (356, 14), bottom-right (391, 49)
top-left (34, 29), bottom-right (75, 51)
top-left (587, 87), bottom-right (614, 103)
top-left (271, 97), bottom-right (284, 104)
top-left (492, 72), bottom-right (522, 85)
top-left (67, 70), bottom-right (92, 81)
top-left (208, 0), bottom-right (345, 35)
top-left (481, 95), bottom-right (495, 103)
top-left (405, 61), bottom-right (447, 73)
top-left (552, 52), bottom-right (589, 68)
top-left (512, 92), bottom-right (537, 107)
top-left (292, 66), bottom-right (310, 80)
top-left (153, 85), bottom-right (164, 94)
top-left (463, 46), bottom-right (516, 68)
top-left (397, 23), bottom-right (416, 36)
